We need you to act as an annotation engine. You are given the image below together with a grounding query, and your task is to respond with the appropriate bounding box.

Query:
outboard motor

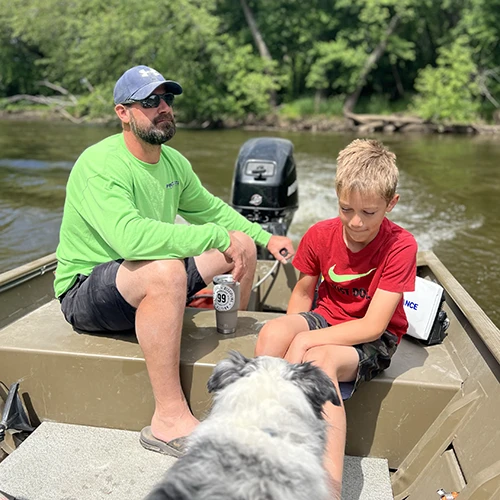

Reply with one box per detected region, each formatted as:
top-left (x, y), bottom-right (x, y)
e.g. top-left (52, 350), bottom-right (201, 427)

top-left (231, 137), bottom-right (298, 259)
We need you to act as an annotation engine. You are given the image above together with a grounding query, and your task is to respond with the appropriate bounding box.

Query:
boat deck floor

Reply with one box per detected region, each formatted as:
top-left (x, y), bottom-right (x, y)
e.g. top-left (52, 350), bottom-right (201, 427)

top-left (0, 422), bottom-right (394, 500)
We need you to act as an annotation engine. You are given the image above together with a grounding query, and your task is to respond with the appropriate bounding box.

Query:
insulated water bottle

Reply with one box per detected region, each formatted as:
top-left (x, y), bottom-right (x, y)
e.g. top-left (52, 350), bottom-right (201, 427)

top-left (213, 274), bottom-right (240, 334)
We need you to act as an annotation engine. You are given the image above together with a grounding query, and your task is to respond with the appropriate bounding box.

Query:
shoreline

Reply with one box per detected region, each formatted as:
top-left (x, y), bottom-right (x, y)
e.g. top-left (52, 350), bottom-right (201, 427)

top-left (2, 109), bottom-right (500, 135)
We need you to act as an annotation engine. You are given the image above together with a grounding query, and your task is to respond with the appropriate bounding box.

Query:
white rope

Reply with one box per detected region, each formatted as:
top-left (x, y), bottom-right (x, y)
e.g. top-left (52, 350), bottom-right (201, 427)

top-left (252, 259), bottom-right (280, 290)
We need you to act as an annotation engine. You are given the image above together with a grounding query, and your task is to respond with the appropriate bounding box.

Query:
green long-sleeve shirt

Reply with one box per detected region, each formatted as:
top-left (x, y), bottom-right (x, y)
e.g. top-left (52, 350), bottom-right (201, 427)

top-left (54, 134), bottom-right (271, 297)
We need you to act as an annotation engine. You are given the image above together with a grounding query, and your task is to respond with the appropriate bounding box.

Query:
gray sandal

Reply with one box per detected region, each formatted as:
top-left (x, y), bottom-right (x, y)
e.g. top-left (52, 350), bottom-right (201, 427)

top-left (139, 426), bottom-right (188, 457)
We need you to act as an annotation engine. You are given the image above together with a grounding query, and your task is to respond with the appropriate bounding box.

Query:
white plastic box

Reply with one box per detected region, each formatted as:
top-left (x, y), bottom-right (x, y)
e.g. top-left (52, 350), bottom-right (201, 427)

top-left (403, 276), bottom-right (444, 341)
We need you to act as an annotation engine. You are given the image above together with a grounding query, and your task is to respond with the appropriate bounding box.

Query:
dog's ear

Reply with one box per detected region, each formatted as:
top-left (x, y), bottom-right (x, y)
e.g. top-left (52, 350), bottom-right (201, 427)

top-left (207, 350), bottom-right (256, 394)
top-left (289, 362), bottom-right (341, 417)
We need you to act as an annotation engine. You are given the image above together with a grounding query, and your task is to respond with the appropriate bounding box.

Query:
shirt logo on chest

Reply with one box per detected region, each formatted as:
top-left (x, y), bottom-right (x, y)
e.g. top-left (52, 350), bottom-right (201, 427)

top-left (328, 264), bottom-right (376, 283)
top-left (165, 180), bottom-right (180, 189)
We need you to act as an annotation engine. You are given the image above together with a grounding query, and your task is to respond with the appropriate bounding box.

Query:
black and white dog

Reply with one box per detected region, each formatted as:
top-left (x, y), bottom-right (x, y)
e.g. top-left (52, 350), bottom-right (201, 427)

top-left (146, 351), bottom-right (341, 500)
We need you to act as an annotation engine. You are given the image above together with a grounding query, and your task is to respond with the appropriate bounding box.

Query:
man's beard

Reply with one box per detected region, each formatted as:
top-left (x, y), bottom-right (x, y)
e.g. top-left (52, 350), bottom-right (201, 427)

top-left (129, 113), bottom-right (177, 145)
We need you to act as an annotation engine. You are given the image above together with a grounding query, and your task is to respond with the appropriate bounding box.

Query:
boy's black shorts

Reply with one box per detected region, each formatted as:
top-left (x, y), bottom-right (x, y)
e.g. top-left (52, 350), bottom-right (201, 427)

top-left (298, 311), bottom-right (399, 400)
top-left (59, 258), bottom-right (206, 333)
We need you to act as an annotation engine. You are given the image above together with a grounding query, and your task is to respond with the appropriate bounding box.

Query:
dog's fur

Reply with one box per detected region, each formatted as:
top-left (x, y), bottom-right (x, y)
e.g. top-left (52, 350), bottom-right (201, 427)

top-left (146, 351), bottom-right (341, 500)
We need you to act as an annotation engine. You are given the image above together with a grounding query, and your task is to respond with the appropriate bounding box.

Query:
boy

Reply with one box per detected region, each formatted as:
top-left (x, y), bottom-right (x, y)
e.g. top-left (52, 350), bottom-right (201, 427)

top-left (255, 139), bottom-right (417, 496)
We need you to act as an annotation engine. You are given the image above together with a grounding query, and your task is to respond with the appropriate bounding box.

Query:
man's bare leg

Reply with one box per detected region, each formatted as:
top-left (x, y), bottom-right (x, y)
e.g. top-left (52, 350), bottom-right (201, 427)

top-left (117, 259), bottom-right (198, 443)
top-left (115, 231), bottom-right (257, 442)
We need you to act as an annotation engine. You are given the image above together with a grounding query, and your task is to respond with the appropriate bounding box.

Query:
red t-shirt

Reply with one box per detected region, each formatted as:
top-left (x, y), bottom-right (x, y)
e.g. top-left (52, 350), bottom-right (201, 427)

top-left (293, 217), bottom-right (417, 341)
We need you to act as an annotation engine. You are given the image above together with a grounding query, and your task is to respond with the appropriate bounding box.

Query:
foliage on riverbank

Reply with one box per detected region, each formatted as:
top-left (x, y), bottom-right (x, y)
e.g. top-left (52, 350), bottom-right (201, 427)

top-left (3, 97), bottom-right (500, 137)
top-left (1, 0), bottom-right (500, 127)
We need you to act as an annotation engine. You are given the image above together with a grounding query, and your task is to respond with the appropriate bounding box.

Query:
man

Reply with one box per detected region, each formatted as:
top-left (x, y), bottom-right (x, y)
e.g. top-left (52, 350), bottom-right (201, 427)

top-left (54, 65), bottom-right (295, 456)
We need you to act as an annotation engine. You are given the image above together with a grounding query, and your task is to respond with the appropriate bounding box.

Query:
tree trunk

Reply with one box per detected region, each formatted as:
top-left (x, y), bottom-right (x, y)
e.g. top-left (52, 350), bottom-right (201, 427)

top-left (239, 0), bottom-right (277, 108)
top-left (314, 88), bottom-right (327, 113)
top-left (343, 14), bottom-right (400, 114)
top-left (391, 62), bottom-right (404, 97)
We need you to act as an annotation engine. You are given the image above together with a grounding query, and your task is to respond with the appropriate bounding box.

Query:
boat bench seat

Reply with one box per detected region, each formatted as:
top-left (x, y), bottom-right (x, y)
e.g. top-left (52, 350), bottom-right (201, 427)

top-left (0, 298), bottom-right (462, 469)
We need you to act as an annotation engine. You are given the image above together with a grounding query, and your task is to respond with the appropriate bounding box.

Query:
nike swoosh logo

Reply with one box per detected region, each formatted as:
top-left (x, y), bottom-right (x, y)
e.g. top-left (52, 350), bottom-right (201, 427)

top-left (328, 265), bottom-right (376, 283)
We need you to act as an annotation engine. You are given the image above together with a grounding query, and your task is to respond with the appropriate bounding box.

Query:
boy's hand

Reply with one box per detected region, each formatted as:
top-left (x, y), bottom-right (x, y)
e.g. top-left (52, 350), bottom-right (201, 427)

top-left (267, 235), bottom-right (295, 264)
top-left (284, 332), bottom-right (310, 364)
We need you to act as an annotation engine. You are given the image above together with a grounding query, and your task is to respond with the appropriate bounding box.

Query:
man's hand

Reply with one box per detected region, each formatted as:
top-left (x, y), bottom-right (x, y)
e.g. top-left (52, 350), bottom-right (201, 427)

top-left (267, 235), bottom-right (295, 264)
top-left (222, 232), bottom-right (251, 283)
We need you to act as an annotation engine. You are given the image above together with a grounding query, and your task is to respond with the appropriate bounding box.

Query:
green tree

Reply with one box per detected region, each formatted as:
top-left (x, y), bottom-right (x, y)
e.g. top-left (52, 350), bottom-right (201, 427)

top-left (0, 27), bottom-right (42, 96)
top-left (217, 0), bottom-right (337, 102)
top-left (454, 0), bottom-right (500, 117)
top-left (305, 0), bottom-right (419, 112)
top-left (411, 35), bottom-right (481, 123)
top-left (2, 0), bottom-right (499, 123)
top-left (1, 0), bottom-right (279, 122)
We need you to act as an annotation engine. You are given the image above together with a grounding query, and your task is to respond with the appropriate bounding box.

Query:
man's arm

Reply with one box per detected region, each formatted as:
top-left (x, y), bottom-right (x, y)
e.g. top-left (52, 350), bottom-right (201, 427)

top-left (284, 288), bottom-right (402, 363)
top-left (178, 174), bottom-right (267, 240)
top-left (74, 168), bottom-right (231, 260)
top-left (178, 166), bottom-right (295, 262)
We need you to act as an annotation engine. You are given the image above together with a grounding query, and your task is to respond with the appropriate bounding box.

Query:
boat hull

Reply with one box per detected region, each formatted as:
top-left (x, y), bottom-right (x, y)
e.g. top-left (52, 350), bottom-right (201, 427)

top-left (1, 251), bottom-right (500, 499)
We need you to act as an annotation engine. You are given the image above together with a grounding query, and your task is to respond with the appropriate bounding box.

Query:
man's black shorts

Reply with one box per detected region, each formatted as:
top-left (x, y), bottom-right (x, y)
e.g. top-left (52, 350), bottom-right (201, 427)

top-left (60, 258), bottom-right (206, 333)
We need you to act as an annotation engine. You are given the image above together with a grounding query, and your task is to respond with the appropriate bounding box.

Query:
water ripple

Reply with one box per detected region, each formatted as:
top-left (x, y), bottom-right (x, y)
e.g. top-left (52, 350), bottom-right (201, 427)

top-left (288, 154), bottom-right (484, 254)
top-left (0, 158), bottom-right (74, 173)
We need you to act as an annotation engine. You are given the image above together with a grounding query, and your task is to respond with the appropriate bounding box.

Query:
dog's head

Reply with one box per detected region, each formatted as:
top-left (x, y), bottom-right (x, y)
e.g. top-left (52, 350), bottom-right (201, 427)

top-left (207, 351), bottom-right (341, 419)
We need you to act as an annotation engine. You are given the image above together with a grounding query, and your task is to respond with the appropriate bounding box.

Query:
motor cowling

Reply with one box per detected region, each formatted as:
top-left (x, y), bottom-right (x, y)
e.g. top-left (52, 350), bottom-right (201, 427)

top-left (231, 138), bottom-right (298, 250)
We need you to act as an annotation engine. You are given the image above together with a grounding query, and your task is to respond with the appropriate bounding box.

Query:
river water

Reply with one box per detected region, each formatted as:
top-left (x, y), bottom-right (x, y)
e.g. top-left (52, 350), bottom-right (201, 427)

top-left (0, 119), bottom-right (499, 328)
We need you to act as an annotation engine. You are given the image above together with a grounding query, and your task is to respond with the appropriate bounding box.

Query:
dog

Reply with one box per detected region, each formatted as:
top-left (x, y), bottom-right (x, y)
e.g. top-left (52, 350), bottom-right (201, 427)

top-left (146, 351), bottom-right (341, 500)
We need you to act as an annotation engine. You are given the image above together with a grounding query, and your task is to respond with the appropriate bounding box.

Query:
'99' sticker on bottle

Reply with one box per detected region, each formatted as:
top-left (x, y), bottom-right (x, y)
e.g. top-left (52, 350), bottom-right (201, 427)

top-left (213, 284), bottom-right (236, 311)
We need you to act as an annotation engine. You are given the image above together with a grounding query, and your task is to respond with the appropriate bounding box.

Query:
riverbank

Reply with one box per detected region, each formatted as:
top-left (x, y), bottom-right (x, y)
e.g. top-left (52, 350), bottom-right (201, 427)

top-left (238, 111), bottom-right (500, 135)
top-left (2, 107), bottom-right (500, 135)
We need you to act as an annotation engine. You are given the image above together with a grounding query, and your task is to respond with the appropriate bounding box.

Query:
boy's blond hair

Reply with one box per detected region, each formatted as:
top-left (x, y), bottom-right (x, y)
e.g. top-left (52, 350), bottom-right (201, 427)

top-left (335, 139), bottom-right (398, 203)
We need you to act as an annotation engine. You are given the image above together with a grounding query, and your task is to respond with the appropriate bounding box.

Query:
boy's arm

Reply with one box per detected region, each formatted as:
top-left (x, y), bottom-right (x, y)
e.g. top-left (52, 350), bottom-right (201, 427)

top-left (287, 273), bottom-right (318, 314)
top-left (284, 288), bottom-right (402, 363)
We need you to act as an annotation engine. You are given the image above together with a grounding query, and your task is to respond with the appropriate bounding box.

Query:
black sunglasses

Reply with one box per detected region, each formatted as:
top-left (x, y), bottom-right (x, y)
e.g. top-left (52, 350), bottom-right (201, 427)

top-left (123, 93), bottom-right (175, 109)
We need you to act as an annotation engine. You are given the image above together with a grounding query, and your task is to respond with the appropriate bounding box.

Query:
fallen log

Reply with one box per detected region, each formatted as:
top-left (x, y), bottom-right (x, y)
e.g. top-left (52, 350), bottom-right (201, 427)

top-left (342, 110), bottom-right (500, 135)
top-left (357, 120), bottom-right (386, 134)
top-left (5, 94), bottom-right (69, 107)
top-left (344, 110), bottom-right (425, 128)
top-left (4, 94), bottom-right (84, 124)
top-left (37, 80), bottom-right (78, 105)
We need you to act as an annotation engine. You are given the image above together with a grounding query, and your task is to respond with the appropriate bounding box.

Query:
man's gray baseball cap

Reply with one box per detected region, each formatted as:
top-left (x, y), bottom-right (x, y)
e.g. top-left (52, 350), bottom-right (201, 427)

top-left (113, 65), bottom-right (183, 105)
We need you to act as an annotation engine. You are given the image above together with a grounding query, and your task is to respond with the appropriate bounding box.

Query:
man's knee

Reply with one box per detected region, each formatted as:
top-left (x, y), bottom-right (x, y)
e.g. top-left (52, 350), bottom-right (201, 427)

top-left (145, 259), bottom-right (187, 291)
top-left (231, 231), bottom-right (257, 259)
top-left (122, 259), bottom-right (187, 298)
top-left (118, 259), bottom-right (188, 308)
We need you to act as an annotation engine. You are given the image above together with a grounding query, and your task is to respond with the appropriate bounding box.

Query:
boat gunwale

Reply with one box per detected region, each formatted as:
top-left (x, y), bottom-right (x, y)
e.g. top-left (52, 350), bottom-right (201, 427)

top-left (417, 250), bottom-right (500, 365)
top-left (0, 252), bottom-right (57, 292)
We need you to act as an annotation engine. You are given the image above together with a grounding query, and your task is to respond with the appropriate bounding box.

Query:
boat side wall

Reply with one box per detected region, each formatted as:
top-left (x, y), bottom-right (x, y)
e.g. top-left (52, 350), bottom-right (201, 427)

top-left (392, 251), bottom-right (500, 500)
top-left (0, 253), bottom-right (56, 329)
